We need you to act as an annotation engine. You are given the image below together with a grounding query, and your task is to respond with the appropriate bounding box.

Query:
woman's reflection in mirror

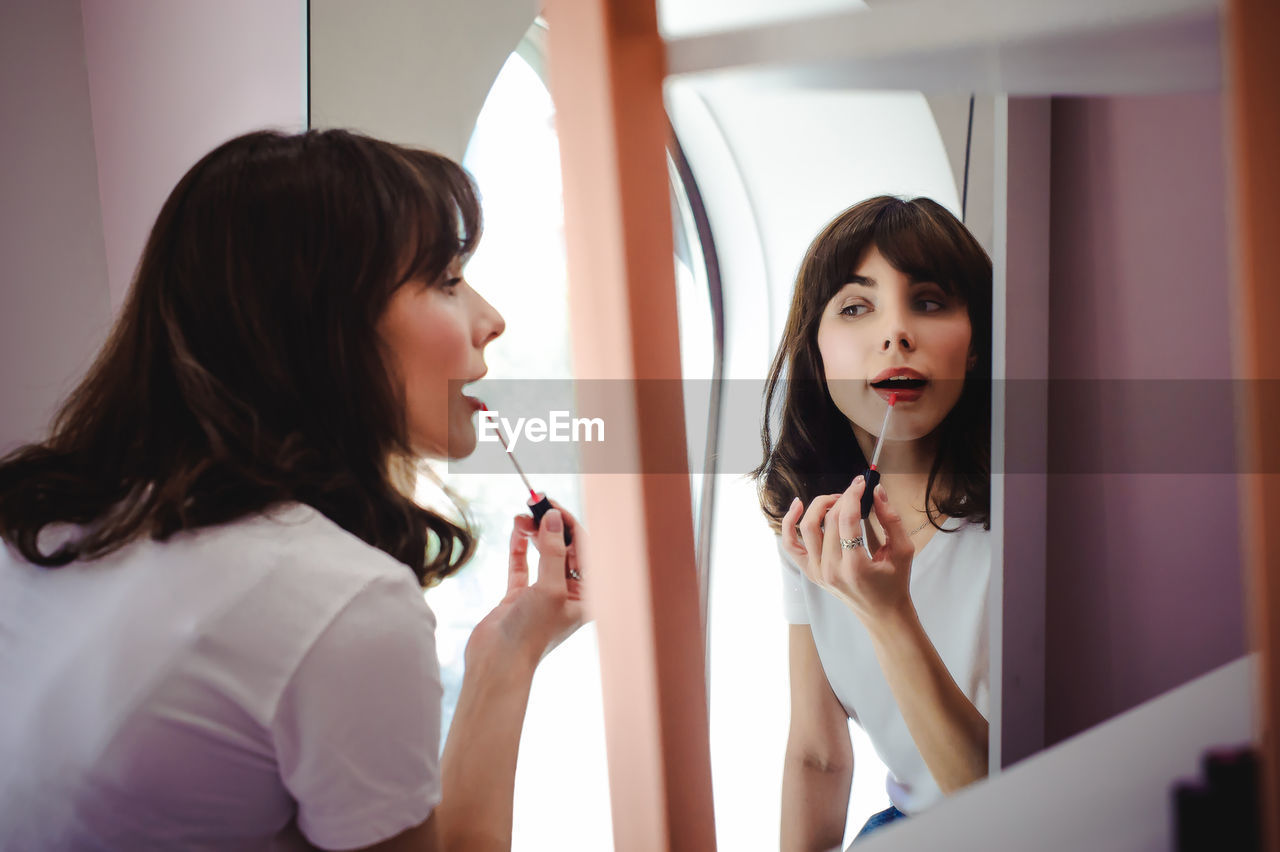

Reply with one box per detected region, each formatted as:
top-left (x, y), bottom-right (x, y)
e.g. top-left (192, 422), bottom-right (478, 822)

top-left (752, 196), bottom-right (992, 848)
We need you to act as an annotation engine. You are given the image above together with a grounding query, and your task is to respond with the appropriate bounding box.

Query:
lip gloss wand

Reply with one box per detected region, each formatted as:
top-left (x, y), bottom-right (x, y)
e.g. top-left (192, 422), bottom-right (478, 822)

top-left (478, 403), bottom-right (573, 546)
top-left (857, 392), bottom-right (898, 557)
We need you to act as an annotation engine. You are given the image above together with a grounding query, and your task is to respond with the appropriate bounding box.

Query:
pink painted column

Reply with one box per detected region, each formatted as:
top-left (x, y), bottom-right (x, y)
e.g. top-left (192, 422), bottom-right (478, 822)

top-left (1224, 0), bottom-right (1280, 845)
top-left (544, 0), bottom-right (717, 848)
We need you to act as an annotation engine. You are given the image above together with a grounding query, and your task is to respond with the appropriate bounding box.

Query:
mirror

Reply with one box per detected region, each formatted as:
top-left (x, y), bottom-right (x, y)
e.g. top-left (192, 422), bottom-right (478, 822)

top-left (663, 72), bottom-right (1001, 846)
top-left (660, 1), bottom-right (1240, 849)
top-left (0, 1), bottom-right (1245, 850)
top-left (309, 0), bottom-right (1245, 848)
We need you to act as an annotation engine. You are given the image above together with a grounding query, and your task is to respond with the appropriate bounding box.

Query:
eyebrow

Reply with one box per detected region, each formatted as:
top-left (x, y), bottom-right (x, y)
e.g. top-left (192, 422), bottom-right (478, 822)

top-left (843, 273), bottom-right (931, 289)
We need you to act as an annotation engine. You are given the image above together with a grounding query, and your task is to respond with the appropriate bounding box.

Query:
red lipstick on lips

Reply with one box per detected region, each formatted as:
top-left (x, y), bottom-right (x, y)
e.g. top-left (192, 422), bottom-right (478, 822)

top-left (870, 367), bottom-right (927, 403)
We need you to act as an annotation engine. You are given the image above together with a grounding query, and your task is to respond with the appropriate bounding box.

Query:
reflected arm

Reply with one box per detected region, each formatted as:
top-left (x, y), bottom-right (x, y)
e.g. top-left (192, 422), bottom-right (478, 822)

top-left (782, 625), bottom-right (854, 852)
top-left (867, 603), bottom-right (988, 794)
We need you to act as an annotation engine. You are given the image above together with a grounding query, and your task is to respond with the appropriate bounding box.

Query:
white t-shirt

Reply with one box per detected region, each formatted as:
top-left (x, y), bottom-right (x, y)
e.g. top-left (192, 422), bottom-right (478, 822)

top-left (779, 515), bottom-right (991, 814)
top-left (0, 502), bottom-right (443, 851)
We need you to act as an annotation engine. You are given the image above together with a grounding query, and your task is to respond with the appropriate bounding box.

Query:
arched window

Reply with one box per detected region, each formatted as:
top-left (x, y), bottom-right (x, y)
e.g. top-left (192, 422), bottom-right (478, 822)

top-left (421, 19), bottom-right (720, 849)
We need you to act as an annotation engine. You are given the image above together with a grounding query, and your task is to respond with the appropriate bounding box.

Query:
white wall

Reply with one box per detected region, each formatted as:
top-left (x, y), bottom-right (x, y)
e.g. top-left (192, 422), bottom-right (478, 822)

top-left (309, 0), bottom-right (537, 160)
top-left (658, 0), bottom-right (864, 39)
top-left (860, 656), bottom-right (1255, 852)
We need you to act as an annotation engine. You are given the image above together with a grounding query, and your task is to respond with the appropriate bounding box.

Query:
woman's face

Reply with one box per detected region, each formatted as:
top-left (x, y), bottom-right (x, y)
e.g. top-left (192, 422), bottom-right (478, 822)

top-left (377, 257), bottom-right (505, 459)
top-left (816, 244), bottom-right (975, 447)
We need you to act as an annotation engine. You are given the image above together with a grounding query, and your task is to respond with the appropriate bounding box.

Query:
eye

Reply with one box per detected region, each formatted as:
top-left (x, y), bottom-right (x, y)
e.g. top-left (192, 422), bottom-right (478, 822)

top-left (441, 277), bottom-right (462, 293)
top-left (839, 303), bottom-right (869, 318)
top-left (917, 298), bottom-right (944, 313)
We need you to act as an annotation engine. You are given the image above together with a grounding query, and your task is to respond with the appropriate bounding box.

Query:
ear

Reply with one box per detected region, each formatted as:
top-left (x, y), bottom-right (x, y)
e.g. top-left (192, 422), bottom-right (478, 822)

top-left (966, 351), bottom-right (978, 371)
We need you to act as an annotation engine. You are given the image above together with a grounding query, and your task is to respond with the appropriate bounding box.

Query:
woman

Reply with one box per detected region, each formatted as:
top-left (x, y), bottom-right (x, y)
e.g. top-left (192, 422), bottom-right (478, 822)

top-left (0, 129), bottom-right (586, 850)
top-left (752, 196), bottom-right (992, 848)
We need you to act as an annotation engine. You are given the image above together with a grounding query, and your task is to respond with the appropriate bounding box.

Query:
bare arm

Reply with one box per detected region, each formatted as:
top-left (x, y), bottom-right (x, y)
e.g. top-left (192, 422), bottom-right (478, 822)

top-left (433, 641), bottom-right (538, 849)
top-left (865, 605), bottom-right (987, 794)
top-left (289, 658), bottom-right (533, 852)
top-left (329, 659), bottom-right (537, 852)
top-left (786, 481), bottom-right (987, 798)
top-left (781, 625), bottom-right (854, 852)
top-left (342, 506), bottom-right (587, 852)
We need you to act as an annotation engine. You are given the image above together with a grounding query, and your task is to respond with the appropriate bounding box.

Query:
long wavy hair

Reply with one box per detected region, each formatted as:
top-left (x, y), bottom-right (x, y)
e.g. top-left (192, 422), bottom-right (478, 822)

top-left (0, 128), bottom-right (481, 585)
top-left (751, 196), bottom-right (992, 535)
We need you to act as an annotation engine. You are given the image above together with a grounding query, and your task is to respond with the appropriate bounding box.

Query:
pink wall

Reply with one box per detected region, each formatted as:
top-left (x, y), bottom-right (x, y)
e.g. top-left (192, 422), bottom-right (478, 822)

top-left (1045, 95), bottom-right (1245, 744)
top-left (81, 0), bottom-right (306, 310)
top-left (1, 0), bottom-right (304, 449)
top-left (0, 0), bottom-right (111, 453)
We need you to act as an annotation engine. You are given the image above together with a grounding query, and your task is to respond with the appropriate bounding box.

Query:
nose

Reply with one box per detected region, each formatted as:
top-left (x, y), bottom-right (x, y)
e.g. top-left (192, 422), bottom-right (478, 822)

top-left (476, 295), bottom-right (505, 348)
top-left (880, 303), bottom-right (915, 352)
top-left (883, 334), bottom-right (913, 352)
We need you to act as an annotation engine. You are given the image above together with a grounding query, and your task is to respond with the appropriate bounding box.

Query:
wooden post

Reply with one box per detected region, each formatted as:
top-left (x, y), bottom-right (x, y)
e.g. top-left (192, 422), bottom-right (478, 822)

top-left (543, 1), bottom-right (717, 849)
top-left (1224, 0), bottom-right (1280, 846)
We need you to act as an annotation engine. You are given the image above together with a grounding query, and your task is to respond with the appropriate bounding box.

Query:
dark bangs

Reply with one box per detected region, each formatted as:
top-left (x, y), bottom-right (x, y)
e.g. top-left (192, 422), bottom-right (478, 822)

top-left (394, 148), bottom-right (483, 289)
top-left (807, 196), bottom-right (986, 307)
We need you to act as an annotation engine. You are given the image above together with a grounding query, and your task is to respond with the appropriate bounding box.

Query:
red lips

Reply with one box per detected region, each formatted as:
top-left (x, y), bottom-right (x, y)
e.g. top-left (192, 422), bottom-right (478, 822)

top-left (870, 367), bottom-right (927, 384)
top-left (870, 367), bottom-right (928, 403)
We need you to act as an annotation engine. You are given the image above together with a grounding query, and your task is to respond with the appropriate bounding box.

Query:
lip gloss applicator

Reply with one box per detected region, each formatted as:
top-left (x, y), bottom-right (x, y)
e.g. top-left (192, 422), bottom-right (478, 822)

top-left (477, 403), bottom-right (573, 546)
top-left (857, 392), bottom-right (898, 557)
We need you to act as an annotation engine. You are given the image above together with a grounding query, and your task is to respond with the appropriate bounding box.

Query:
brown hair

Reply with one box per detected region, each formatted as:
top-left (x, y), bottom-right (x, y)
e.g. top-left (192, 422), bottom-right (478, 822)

top-left (751, 196), bottom-right (991, 535)
top-left (0, 128), bottom-right (481, 585)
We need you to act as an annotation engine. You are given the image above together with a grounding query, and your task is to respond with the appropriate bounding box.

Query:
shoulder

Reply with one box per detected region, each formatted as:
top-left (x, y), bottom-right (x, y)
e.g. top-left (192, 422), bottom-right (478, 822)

top-left (934, 518), bottom-right (993, 596)
top-left (912, 516), bottom-right (990, 586)
top-left (172, 502), bottom-right (435, 657)
top-left (775, 533), bottom-right (805, 575)
top-left (940, 515), bottom-right (991, 544)
top-left (941, 516), bottom-right (991, 553)
top-left (262, 509), bottom-right (444, 850)
top-left (195, 502), bottom-right (421, 595)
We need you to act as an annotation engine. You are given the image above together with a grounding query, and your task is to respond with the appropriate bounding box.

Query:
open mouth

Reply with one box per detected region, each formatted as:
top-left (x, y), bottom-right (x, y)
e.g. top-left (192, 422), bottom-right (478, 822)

top-left (870, 377), bottom-right (928, 391)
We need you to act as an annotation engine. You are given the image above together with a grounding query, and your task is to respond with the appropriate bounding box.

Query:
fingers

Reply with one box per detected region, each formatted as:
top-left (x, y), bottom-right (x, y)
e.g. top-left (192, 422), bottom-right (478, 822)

top-left (508, 516), bottom-right (532, 592)
top-left (565, 547), bottom-right (584, 601)
top-left (836, 476), bottom-right (865, 560)
top-left (533, 508), bottom-right (569, 590)
top-left (822, 498), bottom-right (844, 575)
top-left (797, 494), bottom-right (839, 579)
top-left (513, 514), bottom-right (537, 536)
top-left (540, 498), bottom-right (586, 585)
top-left (780, 497), bottom-right (806, 561)
top-left (871, 484), bottom-right (914, 560)
top-left (542, 497), bottom-right (582, 547)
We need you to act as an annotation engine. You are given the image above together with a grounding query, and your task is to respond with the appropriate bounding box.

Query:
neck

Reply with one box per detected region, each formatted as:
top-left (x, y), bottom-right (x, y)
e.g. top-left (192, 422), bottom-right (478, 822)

top-left (853, 419), bottom-right (938, 475)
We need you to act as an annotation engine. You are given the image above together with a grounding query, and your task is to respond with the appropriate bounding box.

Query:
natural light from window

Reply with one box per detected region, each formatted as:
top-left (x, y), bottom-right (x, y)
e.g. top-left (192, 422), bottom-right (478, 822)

top-left (421, 47), bottom-right (609, 852)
